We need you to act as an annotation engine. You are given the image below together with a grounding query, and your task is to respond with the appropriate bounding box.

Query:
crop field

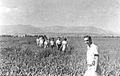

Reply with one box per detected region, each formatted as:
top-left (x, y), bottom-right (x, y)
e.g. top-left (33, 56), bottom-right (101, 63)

top-left (0, 36), bottom-right (120, 76)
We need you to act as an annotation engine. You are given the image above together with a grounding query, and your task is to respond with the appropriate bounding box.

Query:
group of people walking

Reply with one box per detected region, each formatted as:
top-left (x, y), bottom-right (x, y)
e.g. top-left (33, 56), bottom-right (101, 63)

top-left (36, 35), bottom-right (68, 52)
top-left (36, 35), bottom-right (102, 76)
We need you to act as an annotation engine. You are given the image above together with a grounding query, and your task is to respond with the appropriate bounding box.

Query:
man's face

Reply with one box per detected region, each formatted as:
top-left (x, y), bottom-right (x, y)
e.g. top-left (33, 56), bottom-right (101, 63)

top-left (84, 37), bottom-right (91, 45)
top-left (58, 37), bottom-right (60, 40)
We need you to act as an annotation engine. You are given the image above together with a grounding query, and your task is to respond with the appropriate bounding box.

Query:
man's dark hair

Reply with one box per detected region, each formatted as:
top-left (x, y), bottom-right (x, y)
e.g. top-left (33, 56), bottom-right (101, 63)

top-left (64, 38), bottom-right (67, 41)
top-left (84, 35), bottom-right (92, 41)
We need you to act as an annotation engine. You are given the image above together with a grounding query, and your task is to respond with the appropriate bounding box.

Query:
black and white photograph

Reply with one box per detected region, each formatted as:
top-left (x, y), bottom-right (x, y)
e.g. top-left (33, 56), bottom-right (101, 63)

top-left (0, 0), bottom-right (120, 76)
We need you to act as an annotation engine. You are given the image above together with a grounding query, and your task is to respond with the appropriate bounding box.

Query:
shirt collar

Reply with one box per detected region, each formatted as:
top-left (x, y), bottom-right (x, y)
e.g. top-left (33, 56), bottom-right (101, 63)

top-left (87, 43), bottom-right (94, 49)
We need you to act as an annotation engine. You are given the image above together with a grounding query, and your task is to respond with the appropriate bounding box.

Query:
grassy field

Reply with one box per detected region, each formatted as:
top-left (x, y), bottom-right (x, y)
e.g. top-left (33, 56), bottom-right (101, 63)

top-left (0, 36), bottom-right (120, 76)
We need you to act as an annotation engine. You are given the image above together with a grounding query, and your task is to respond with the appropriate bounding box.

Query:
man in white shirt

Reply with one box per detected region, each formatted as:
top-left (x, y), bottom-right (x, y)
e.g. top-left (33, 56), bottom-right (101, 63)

top-left (61, 38), bottom-right (68, 52)
top-left (39, 36), bottom-right (44, 48)
top-left (50, 38), bottom-right (55, 49)
top-left (36, 37), bottom-right (39, 46)
top-left (44, 38), bottom-right (49, 49)
top-left (56, 37), bottom-right (62, 50)
top-left (84, 35), bottom-right (101, 76)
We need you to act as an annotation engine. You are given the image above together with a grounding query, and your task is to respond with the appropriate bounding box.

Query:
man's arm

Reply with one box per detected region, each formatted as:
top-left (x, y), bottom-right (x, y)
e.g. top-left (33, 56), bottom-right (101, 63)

top-left (56, 41), bottom-right (58, 47)
top-left (94, 54), bottom-right (99, 71)
top-left (93, 45), bottom-right (99, 72)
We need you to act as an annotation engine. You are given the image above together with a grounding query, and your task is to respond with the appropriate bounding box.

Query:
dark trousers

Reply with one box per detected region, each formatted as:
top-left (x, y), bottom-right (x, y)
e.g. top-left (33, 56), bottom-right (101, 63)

top-left (57, 44), bottom-right (61, 50)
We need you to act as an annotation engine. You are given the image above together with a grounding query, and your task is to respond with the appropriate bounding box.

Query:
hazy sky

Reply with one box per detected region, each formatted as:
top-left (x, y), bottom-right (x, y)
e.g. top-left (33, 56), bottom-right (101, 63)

top-left (0, 0), bottom-right (120, 34)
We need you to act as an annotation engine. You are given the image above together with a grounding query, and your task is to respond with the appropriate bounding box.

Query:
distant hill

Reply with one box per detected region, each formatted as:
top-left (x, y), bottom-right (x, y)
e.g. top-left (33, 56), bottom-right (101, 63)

top-left (42, 26), bottom-right (115, 35)
top-left (0, 25), bottom-right (116, 36)
top-left (1, 25), bottom-right (43, 34)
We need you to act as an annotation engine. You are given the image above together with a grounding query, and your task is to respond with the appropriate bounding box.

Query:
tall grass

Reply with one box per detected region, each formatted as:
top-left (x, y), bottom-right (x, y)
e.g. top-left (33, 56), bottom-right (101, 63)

top-left (0, 37), bottom-right (120, 76)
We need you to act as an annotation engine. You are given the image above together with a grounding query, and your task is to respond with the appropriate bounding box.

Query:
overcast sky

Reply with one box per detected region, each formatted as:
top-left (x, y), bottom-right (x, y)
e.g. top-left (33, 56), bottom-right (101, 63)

top-left (0, 0), bottom-right (120, 34)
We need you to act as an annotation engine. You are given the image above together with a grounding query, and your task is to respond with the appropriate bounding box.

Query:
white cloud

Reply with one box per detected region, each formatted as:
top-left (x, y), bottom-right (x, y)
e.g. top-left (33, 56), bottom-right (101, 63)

top-left (0, 7), bottom-right (20, 14)
top-left (0, 6), bottom-right (25, 25)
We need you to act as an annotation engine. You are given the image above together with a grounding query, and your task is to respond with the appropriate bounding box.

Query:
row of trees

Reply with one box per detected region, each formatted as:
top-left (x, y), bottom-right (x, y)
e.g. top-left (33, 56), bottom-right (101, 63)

top-left (0, 34), bottom-right (40, 37)
top-left (0, 34), bottom-right (120, 38)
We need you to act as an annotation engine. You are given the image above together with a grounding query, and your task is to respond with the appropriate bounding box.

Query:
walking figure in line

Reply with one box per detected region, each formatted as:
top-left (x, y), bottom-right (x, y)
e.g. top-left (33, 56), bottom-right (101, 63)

top-left (44, 37), bottom-right (49, 48)
top-left (39, 35), bottom-right (44, 48)
top-left (61, 38), bottom-right (68, 52)
top-left (36, 36), bottom-right (39, 46)
top-left (83, 35), bottom-right (101, 76)
top-left (50, 38), bottom-right (55, 49)
top-left (56, 37), bottom-right (62, 50)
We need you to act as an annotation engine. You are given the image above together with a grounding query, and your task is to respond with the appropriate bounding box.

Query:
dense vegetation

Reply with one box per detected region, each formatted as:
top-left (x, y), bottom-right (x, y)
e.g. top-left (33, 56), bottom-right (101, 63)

top-left (0, 37), bottom-right (120, 76)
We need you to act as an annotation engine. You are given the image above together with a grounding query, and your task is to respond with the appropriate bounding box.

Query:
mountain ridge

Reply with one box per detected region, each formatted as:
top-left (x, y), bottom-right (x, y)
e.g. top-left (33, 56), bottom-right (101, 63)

top-left (0, 25), bottom-right (117, 36)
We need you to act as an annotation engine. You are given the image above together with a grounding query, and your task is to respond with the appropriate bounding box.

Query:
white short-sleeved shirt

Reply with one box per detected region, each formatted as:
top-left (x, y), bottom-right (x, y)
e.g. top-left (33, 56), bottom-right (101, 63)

top-left (39, 38), bottom-right (44, 44)
top-left (56, 40), bottom-right (61, 45)
top-left (44, 40), bottom-right (48, 45)
top-left (36, 38), bottom-right (39, 42)
top-left (50, 41), bottom-right (54, 45)
top-left (86, 43), bottom-right (98, 65)
top-left (61, 40), bottom-right (67, 51)
top-left (62, 41), bottom-right (67, 45)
